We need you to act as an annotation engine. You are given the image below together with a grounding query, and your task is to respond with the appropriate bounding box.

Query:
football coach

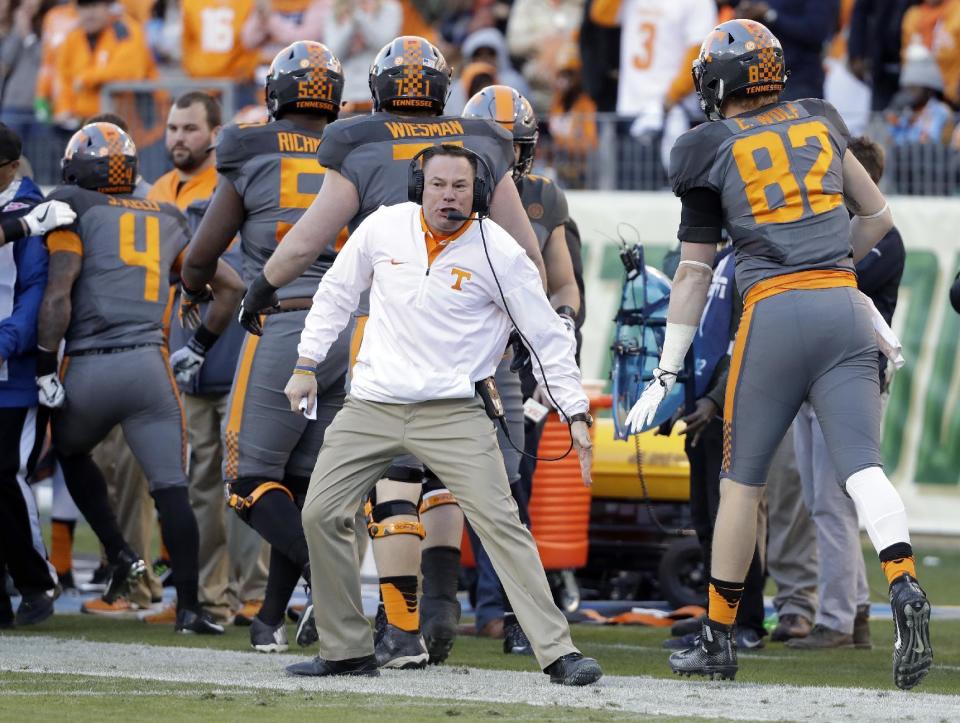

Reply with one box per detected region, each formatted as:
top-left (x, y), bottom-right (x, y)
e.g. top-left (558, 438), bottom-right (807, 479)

top-left (281, 144), bottom-right (601, 685)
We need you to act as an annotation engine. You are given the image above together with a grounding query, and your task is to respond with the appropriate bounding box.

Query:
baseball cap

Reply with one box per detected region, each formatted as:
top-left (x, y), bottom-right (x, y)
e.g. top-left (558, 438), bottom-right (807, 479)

top-left (0, 124), bottom-right (22, 166)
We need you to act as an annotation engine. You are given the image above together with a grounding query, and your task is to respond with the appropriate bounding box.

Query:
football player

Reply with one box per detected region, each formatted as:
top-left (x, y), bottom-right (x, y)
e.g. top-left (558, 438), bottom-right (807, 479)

top-left (627, 19), bottom-right (932, 690)
top-left (35, 121), bottom-right (242, 633)
top-left (231, 36), bottom-right (548, 669)
top-left (180, 41), bottom-right (347, 653)
top-left (461, 85), bottom-right (582, 654)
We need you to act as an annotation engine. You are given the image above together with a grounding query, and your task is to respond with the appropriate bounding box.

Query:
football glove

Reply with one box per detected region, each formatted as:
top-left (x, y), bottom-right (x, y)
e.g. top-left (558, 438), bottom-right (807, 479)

top-left (170, 325), bottom-right (219, 386)
top-left (178, 282), bottom-right (214, 330)
top-left (625, 367), bottom-right (677, 433)
top-left (238, 274), bottom-right (279, 336)
top-left (37, 374), bottom-right (66, 408)
top-left (23, 201), bottom-right (76, 237)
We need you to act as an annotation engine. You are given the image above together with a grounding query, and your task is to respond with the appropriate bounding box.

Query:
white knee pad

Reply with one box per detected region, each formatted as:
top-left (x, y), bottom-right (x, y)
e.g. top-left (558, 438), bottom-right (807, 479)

top-left (844, 466), bottom-right (910, 553)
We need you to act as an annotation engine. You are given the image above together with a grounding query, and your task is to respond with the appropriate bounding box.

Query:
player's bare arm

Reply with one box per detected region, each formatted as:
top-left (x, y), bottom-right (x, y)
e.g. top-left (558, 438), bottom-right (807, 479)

top-left (260, 169), bottom-right (359, 288)
top-left (181, 178), bottom-right (245, 290)
top-left (544, 225), bottom-right (579, 313)
top-left (37, 250), bottom-right (82, 352)
top-left (199, 259), bottom-right (245, 335)
top-left (842, 149), bottom-right (894, 263)
top-left (489, 174), bottom-right (547, 287)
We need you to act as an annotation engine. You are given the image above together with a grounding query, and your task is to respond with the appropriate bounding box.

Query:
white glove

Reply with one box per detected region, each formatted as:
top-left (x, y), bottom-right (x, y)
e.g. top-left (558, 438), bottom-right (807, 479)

top-left (169, 344), bottom-right (205, 386)
top-left (23, 201), bottom-right (77, 237)
top-left (37, 374), bottom-right (66, 408)
top-left (625, 367), bottom-right (677, 433)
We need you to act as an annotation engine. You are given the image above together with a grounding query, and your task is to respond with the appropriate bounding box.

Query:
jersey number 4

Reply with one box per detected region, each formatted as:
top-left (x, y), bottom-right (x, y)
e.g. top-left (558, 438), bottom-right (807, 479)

top-left (118, 212), bottom-right (161, 302)
top-left (732, 120), bottom-right (842, 225)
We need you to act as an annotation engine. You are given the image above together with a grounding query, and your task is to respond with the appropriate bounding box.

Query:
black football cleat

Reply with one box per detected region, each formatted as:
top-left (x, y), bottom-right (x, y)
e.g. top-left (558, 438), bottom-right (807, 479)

top-left (296, 603), bottom-right (318, 647)
top-left (102, 550), bottom-right (146, 605)
top-left (285, 654), bottom-right (379, 677)
top-left (503, 618), bottom-right (533, 656)
top-left (250, 616), bottom-right (288, 652)
top-left (421, 596), bottom-right (460, 665)
top-left (890, 575), bottom-right (933, 690)
top-left (375, 624), bottom-right (429, 669)
top-left (373, 604), bottom-right (387, 648)
top-left (175, 608), bottom-right (225, 635)
top-left (544, 652), bottom-right (603, 686)
top-left (669, 619), bottom-right (738, 681)
top-left (15, 587), bottom-right (58, 626)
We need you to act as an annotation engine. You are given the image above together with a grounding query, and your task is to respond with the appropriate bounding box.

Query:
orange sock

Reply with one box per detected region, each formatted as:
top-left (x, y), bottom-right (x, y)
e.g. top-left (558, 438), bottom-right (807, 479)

top-left (380, 576), bottom-right (419, 632)
top-left (882, 556), bottom-right (917, 586)
top-left (708, 579), bottom-right (744, 627)
top-left (50, 519), bottom-right (75, 575)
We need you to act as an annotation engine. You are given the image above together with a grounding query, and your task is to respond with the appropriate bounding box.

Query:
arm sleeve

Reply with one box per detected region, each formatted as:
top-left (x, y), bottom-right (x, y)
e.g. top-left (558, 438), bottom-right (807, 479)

top-left (297, 221), bottom-right (374, 362)
top-left (498, 248), bottom-right (588, 418)
top-left (678, 187), bottom-right (723, 244)
top-left (0, 236), bottom-right (49, 360)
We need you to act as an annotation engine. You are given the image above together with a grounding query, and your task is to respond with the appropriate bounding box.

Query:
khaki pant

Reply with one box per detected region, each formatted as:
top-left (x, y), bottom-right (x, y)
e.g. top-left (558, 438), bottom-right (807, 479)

top-left (303, 396), bottom-right (577, 669)
top-left (92, 426), bottom-right (163, 608)
top-left (183, 393), bottom-right (268, 620)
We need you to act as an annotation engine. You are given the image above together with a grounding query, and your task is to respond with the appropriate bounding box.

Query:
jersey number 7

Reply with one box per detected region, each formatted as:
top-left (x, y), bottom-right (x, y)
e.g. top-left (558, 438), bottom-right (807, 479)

top-left (732, 120), bottom-right (843, 225)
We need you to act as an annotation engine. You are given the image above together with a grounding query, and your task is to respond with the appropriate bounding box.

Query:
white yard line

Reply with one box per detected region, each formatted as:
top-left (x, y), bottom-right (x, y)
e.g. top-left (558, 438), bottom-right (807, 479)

top-left (0, 636), bottom-right (957, 721)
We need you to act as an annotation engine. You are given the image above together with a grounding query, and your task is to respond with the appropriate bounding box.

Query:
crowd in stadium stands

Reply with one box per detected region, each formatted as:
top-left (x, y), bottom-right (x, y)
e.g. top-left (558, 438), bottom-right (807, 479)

top-left (2, 0), bottom-right (960, 191)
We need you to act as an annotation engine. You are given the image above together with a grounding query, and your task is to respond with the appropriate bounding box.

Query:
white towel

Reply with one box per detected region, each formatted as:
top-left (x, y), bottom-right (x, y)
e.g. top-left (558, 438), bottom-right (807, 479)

top-left (859, 291), bottom-right (905, 369)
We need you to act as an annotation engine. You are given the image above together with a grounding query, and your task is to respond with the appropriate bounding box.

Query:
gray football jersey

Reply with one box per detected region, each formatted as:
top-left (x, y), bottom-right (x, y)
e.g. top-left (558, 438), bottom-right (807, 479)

top-left (47, 186), bottom-right (190, 354)
top-left (316, 112), bottom-right (515, 232)
top-left (217, 118), bottom-right (334, 300)
top-left (670, 98), bottom-right (854, 295)
top-left (516, 173), bottom-right (569, 252)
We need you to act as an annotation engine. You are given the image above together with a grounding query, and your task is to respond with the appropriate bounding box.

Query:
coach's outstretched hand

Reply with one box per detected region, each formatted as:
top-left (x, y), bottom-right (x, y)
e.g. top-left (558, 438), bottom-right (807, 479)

top-left (571, 420), bottom-right (593, 486)
top-left (625, 367), bottom-right (677, 433)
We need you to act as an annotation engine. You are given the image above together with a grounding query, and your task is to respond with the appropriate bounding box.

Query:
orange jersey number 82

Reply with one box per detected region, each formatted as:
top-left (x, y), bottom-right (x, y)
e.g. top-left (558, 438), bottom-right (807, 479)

top-left (732, 120), bottom-right (843, 225)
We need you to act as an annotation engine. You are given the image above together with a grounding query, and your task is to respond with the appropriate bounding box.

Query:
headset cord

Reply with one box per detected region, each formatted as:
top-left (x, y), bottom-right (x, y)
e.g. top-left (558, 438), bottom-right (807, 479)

top-left (633, 432), bottom-right (693, 538)
top-left (479, 219), bottom-right (576, 463)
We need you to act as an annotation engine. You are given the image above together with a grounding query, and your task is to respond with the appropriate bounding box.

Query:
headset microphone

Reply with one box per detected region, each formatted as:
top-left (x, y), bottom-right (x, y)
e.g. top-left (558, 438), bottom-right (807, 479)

top-left (445, 210), bottom-right (470, 222)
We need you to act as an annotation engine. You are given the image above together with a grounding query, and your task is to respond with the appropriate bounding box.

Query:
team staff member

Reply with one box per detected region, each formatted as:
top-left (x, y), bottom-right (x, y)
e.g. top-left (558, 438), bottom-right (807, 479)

top-left (36, 122), bottom-right (240, 634)
top-left (627, 20), bottom-right (932, 689)
top-left (282, 144), bottom-right (601, 685)
top-left (151, 92), bottom-right (270, 627)
top-left (181, 42), bottom-right (349, 653)
top-left (460, 85), bottom-right (581, 653)
top-left (233, 36), bottom-right (546, 668)
top-left (0, 125), bottom-right (77, 626)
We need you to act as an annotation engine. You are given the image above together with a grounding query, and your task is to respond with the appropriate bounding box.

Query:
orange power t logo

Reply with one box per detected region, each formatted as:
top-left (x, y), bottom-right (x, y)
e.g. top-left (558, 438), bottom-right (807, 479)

top-left (450, 268), bottom-right (472, 291)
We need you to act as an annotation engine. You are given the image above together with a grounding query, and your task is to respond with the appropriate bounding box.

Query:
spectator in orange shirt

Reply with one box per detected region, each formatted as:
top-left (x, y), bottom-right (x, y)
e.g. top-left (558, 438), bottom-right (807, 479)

top-left (901, 0), bottom-right (960, 104)
top-left (52, 0), bottom-right (155, 128)
top-left (547, 45), bottom-right (597, 189)
top-left (181, 0), bottom-right (261, 83)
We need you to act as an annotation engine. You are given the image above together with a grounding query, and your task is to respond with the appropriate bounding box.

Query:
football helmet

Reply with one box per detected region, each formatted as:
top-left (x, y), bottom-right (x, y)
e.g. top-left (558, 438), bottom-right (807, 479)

top-left (693, 19), bottom-right (788, 121)
top-left (369, 36), bottom-right (451, 115)
top-left (61, 122), bottom-right (137, 195)
top-left (462, 85), bottom-right (538, 182)
top-left (266, 41), bottom-right (344, 120)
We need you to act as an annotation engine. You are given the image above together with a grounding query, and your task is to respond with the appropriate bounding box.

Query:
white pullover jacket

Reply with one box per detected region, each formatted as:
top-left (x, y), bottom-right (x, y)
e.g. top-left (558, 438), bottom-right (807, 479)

top-left (298, 202), bottom-right (588, 418)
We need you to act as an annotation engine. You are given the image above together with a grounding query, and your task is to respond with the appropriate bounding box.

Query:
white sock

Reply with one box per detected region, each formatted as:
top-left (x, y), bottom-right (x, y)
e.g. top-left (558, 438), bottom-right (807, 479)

top-left (845, 466), bottom-right (910, 553)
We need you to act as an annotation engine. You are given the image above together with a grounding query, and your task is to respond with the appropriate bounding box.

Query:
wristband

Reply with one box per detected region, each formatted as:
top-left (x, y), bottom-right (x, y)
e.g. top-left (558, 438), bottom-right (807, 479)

top-left (294, 364), bottom-right (317, 373)
top-left (292, 368), bottom-right (315, 376)
top-left (0, 217), bottom-right (26, 244)
top-left (36, 347), bottom-right (58, 376)
top-left (554, 305), bottom-right (577, 320)
top-left (187, 323), bottom-right (220, 354)
top-left (246, 274), bottom-right (279, 307)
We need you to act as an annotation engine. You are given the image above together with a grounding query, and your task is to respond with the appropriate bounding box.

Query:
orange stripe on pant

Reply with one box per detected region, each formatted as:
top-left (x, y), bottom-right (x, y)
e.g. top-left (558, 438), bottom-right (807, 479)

top-left (224, 326), bottom-right (262, 480)
top-left (160, 346), bottom-right (189, 472)
top-left (722, 301), bottom-right (755, 475)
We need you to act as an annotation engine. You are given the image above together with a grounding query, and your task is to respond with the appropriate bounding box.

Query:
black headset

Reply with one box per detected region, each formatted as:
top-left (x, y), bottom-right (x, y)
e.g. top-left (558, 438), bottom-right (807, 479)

top-left (407, 144), bottom-right (494, 218)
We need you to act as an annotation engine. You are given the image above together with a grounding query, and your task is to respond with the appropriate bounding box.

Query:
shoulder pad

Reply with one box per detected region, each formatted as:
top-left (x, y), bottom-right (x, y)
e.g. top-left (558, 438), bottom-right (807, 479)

top-left (669, 123), bottom-right (729, 197)
top-left (46, 185), bottom-right (102, 216)
top-left (215, 122), bottom-right (267, 180)
top-left (798, 98), bottom-right (851, 149)
top-left (316, 116), bottom-right (368, 173)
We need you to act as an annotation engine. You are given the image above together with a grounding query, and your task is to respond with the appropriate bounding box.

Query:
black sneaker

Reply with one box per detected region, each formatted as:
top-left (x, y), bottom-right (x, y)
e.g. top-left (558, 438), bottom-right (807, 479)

top-left (79, 562), bottom-right (110, 593)
top-left (175, 608), bottom-right (226, 635)
top-left (250, 616), bottom-right (288, 652)
top-left (375, 624), bottom-right (429, 669)
top-left (103, 550), bottom-right (146, 605)
top-left (286, 654), bottom-right (379, 677)
top-left (503, 618), bottom-right (533, 656)
top-left (15, 588), bottom-right (58, 626)
top-left (373, 604), bottom-right (387, 648)
top-left (543, 652), bottom-right (603, 686)
top-left (735, 626), bottom-right (766, 651)
top-left (58, 571), bottom-right (77, 591)
top-left (296, 603), bottom-right (318, 647)
top-left (853, 604), bottom-right (872, 650)
top-left (421, 596), bottom-right (460, 665)
top-left (0, 588), bottom-right (13, 629)
top-left (890, 575), bottom-right (933, 690)
top-left (669, 619), bottom-right (738, 681)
